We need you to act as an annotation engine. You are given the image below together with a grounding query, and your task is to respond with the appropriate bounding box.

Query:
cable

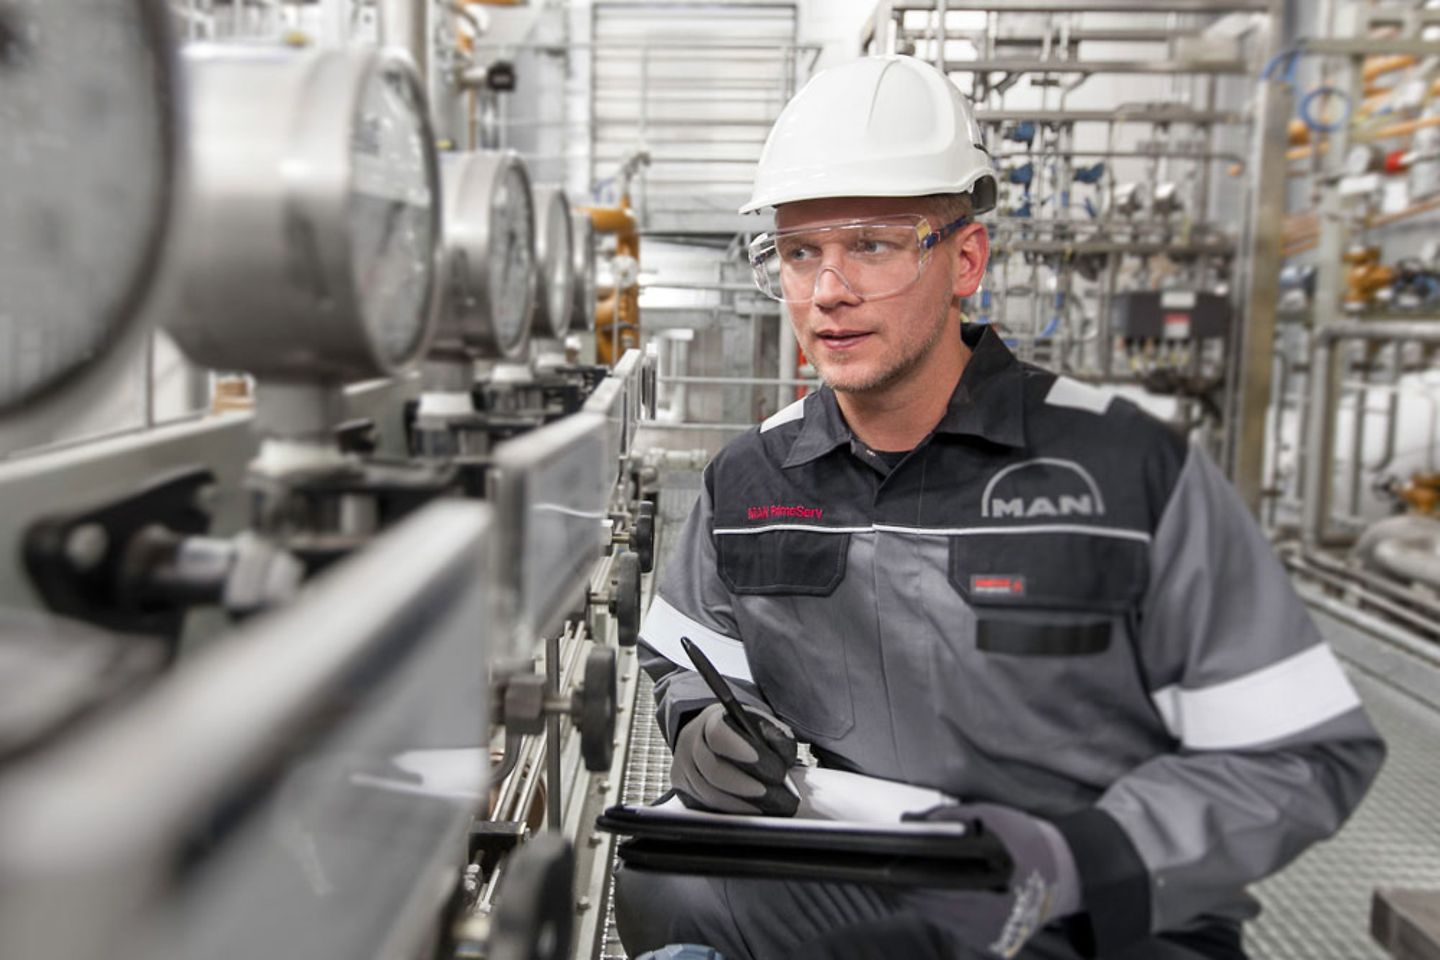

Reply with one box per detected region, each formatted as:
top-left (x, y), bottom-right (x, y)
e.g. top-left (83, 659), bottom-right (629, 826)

top-left (1262, 46), bottom-right (1354, 135)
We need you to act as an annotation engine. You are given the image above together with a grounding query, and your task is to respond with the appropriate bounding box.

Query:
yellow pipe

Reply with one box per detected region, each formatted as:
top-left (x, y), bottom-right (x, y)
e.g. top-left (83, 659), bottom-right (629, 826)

top-left (581, 198), bottom-right (642, 366)
top-left (581, 206), bottom-right (637, 235)
top-left (1363, 54), bottom-right (1416, 84)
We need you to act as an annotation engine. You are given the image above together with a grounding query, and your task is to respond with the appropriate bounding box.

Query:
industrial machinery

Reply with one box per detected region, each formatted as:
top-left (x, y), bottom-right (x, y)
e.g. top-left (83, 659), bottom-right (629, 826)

top-left (0, 3), bottom-right (650, 958)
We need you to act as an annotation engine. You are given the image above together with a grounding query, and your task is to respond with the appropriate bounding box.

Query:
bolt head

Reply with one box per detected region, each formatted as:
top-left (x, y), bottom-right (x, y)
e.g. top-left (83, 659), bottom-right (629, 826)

top-left (64, 523), bottom-right (109, 572)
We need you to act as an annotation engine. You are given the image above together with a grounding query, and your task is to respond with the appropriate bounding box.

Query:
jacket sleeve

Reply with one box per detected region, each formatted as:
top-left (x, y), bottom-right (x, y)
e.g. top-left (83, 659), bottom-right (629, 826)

top-left (1054, 442), bottom-right (1386, 954)
top-left (637, 466), bottom-right (771, 746)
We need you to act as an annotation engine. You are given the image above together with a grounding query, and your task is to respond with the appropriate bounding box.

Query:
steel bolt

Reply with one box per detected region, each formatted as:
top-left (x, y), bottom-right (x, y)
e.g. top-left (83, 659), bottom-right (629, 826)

top-left (64, 523), bottom-right (109, 572)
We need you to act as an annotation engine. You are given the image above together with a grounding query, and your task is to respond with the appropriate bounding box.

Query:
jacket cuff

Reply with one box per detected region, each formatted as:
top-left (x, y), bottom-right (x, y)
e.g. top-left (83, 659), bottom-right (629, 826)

top-left (1052, 807), bottom-right (1151, 957)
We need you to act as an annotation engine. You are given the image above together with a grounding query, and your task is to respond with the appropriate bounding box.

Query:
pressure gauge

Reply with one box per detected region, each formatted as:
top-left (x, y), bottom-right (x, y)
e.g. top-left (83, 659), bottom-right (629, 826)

top-left (164, 46), bottom-right (441, 383)
top-left (0, 0), bottom-right (176, 414)
top-left (571, 212), bottom-right (598, 333)
top-left (531, 187), bottom-right (576, 342)
top-left (434, 151), bottom-right (536, 361)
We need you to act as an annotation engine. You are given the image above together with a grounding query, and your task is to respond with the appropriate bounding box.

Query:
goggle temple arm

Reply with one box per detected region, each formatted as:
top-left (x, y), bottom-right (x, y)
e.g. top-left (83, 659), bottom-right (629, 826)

top-left (920, 215), bottom-right (973, 251)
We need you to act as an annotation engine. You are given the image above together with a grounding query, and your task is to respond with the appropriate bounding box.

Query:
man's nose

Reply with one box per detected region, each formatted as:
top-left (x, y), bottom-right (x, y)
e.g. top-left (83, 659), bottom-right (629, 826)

top-left (811, 262), bottom-right (861, 308)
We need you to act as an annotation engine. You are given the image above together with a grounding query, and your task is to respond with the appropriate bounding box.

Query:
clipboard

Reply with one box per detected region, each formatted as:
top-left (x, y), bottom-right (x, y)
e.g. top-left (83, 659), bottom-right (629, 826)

top-left (596, 800), bottom-right (1013, 890)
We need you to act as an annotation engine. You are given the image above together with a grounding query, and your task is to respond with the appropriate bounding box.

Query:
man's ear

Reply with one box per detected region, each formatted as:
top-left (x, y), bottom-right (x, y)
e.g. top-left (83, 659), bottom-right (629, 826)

top-left (949, 223), bottom-right (989, 300)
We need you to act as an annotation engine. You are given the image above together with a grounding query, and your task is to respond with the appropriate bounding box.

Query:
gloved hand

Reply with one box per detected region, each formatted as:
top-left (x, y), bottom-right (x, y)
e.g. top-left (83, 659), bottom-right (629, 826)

top-left (903, 803), bottom-right (1081, 959)
top-left (670, 702), bottom-right (799, 816)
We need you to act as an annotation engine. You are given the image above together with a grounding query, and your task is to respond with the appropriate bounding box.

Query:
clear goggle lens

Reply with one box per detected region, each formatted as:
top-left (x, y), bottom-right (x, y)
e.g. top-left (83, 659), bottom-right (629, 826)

top-left (748, 214), bottom-right (969, 304)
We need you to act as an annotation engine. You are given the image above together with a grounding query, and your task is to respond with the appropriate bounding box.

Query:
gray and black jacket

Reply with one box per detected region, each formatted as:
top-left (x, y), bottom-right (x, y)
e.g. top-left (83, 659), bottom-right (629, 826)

top-left (638, 324), bottom-right (1384, 955)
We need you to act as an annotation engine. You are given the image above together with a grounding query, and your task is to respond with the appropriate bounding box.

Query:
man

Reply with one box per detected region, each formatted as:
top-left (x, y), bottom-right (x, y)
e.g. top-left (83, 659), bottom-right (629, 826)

top-left (614, 55), bottom-right (1383, 960)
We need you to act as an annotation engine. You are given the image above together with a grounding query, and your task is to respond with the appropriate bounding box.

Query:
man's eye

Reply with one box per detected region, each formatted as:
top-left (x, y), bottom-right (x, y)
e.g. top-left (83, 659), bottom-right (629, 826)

top-left (781, 244), bottom-right (818, 262)
top-left (854, 237), bottom-right (898, 255)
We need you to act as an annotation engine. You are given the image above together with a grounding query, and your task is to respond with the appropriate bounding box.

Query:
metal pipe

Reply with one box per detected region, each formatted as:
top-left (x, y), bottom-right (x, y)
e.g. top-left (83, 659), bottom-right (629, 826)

top-left (1288, 549), bottom-right (1440, 641)
top-left (1303, 322), bottom-right (1440, 547)
top-left (545, 632), bottom-right (562, 833)
top-left (1295, 580), bottom-right (1440, 665)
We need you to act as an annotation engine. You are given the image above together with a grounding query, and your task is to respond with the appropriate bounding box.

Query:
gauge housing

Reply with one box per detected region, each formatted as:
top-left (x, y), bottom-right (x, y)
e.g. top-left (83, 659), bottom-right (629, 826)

top-left (571, 211), bottom-right (598, 334)
top-left (165, 46), bottom-right (442, 383)
top-left (435, 151), bottom-right (536, 362)
top-left (0, 0), bottom-right (177, 415)
top-left (531, 187), bottom-right (576, 342)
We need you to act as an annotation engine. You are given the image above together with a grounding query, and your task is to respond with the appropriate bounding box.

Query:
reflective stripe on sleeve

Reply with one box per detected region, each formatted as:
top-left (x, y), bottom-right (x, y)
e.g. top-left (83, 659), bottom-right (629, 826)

top-left (1151, 644), bottom-right (1362, 751)
top-left (640, 594), bottom-right (754, 683)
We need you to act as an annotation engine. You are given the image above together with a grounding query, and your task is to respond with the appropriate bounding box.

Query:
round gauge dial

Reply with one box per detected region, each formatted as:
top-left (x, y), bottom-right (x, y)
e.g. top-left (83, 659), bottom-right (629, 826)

top-left (532, 188), bottom-right (576, 341)
top-left (165, 47), bottom-right (440, 383)
top-left (348, 59), bottom-right (438, 369)
top-left (0, 0), bottom-right (175, 413)
top-left (488, 161), bottom-right (536, 354)
top-left (436, 151), bottom-right (536, 360)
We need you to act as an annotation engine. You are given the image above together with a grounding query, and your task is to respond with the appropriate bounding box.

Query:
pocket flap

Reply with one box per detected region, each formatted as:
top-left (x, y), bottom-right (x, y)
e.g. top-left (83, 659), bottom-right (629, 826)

top-left (948, 532), bottom-right (1146, 614)
top-left (715, 528), bottom-right (849, 596)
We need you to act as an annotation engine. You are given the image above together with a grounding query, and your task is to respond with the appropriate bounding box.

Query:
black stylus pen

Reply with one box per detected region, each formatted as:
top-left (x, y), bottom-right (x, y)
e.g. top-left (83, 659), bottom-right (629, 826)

top-left (679, 635), bottom-right (800, 798)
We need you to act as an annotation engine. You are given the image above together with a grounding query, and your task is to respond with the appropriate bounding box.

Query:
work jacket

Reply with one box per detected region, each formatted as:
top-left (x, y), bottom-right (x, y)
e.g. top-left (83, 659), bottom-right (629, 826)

top-left (637, 324), bottom-right (1384, 955)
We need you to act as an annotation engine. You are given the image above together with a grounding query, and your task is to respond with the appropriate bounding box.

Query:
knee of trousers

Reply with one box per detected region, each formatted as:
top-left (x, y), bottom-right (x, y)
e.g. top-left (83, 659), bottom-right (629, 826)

top-left (613, 866), bottom-right (739, 957)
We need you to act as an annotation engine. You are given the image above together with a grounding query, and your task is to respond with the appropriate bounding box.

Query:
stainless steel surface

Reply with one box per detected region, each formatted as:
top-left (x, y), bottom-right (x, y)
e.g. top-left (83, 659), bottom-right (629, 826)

top-left (0, 500), bottom-right (497, 960)
top-left (0, 0), bottom-right (177, 415)
top-left (945, 58), bottom-right (1250, 76)
top-left (0, 376), bottom-right (415, 614)
top-left (1225, 2), bottom-right (1288, 512)
top-left (975, 108), bottom-right (1246, 124)
top-left (165, 46), bottom-right (441, 382)
top-left (490, 413), bottom-right (610, 663)
top-left (436, 151), bottom-right (536, 361)
top-left (533, 187), bottom-right (577, 342)
top-left (1303, 323), bottom-right (1440, 548)
top-left (573, 212), bottom-right (599, 334)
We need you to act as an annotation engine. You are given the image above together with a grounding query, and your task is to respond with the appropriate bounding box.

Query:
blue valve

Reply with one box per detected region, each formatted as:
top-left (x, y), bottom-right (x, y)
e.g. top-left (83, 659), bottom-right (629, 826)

top-left (1004, 121), bottom-right (1037, 144)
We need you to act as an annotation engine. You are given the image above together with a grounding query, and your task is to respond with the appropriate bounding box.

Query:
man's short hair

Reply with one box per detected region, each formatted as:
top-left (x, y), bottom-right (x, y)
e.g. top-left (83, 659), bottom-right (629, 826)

top-left (922, 192), bottom-right (974, 224)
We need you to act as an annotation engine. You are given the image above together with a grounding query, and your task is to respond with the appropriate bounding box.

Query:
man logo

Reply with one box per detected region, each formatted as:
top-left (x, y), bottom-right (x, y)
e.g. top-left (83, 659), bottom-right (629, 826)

top-left (981, 458), bottom-right (1106, 519)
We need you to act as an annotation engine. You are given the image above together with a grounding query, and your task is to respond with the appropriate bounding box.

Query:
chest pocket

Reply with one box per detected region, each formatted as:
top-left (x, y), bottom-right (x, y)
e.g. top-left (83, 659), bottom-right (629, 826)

top-left (714, 528), bottom-right (853, 740)
top-left (716, 528), bottom-right (849, 596)
top-left (948, 533), bottom-right (1145, 654)
top-left (944, 533), bottom-right (1151, 757)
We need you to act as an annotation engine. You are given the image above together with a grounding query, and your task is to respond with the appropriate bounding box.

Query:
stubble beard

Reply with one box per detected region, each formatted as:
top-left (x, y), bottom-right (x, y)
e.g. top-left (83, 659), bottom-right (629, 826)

top-left (813, 300), bottom-right (953, 396)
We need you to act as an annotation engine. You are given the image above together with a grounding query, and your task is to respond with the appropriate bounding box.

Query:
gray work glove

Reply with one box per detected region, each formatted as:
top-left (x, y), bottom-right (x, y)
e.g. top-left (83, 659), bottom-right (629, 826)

top-left (902, 803), bottom-right (1082, 958)
top-left (670, 702), bottom-right (799, 816)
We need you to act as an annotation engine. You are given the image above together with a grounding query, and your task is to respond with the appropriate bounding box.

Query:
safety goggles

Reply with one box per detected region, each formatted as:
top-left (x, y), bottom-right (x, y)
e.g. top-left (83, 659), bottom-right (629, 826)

top-left (748, 214), bottom-right (970, 304)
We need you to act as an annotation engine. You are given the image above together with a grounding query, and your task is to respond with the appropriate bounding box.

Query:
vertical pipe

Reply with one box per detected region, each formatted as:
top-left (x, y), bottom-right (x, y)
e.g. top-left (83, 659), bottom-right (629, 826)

top-left (377, 0), bottom-right (427, 80)
top-left (1348, 349), bottom-right (1371, 518)
top-left (1303, 333), bottom-right (1339, 548)
top-left (545, 631), bottom-right (562, 833)
top-left (1226, 0), bottom-right (1290, 513)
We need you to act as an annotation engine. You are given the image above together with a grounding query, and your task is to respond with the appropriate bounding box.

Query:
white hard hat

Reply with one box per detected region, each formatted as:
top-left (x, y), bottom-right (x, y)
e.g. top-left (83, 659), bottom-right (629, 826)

top-left (741, 55), bottom-right (997, 215)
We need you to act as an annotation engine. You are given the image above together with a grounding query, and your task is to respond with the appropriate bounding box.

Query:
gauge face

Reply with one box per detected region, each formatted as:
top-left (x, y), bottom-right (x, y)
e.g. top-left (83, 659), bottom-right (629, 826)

top-left (488, 161), bottom-right (535, 354)
top-left (348, 58), bottom-right (438, 368)
top-left (540, 192), bottom-right (574, 339)
top-left (0, 0), bottom-right (173, 412)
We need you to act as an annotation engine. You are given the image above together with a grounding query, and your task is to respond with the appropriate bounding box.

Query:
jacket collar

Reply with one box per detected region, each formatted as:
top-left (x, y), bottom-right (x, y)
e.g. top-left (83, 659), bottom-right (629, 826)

top-left (782, 324), bottom-right (1027, 469)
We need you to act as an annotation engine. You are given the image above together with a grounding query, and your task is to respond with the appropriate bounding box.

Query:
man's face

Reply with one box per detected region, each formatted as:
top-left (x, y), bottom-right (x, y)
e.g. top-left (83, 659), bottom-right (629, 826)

top-left (775, 196), bottom-right (986, 396)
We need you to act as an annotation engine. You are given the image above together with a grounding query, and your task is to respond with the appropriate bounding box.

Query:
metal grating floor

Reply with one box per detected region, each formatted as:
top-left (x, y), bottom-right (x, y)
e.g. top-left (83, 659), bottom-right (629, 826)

top-left (593, 476), bottom-right (1440, 959)
top-left (598, 673), bottom-right (669, 960)
top-left (1246, 666), bottom-right (1440, 959)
